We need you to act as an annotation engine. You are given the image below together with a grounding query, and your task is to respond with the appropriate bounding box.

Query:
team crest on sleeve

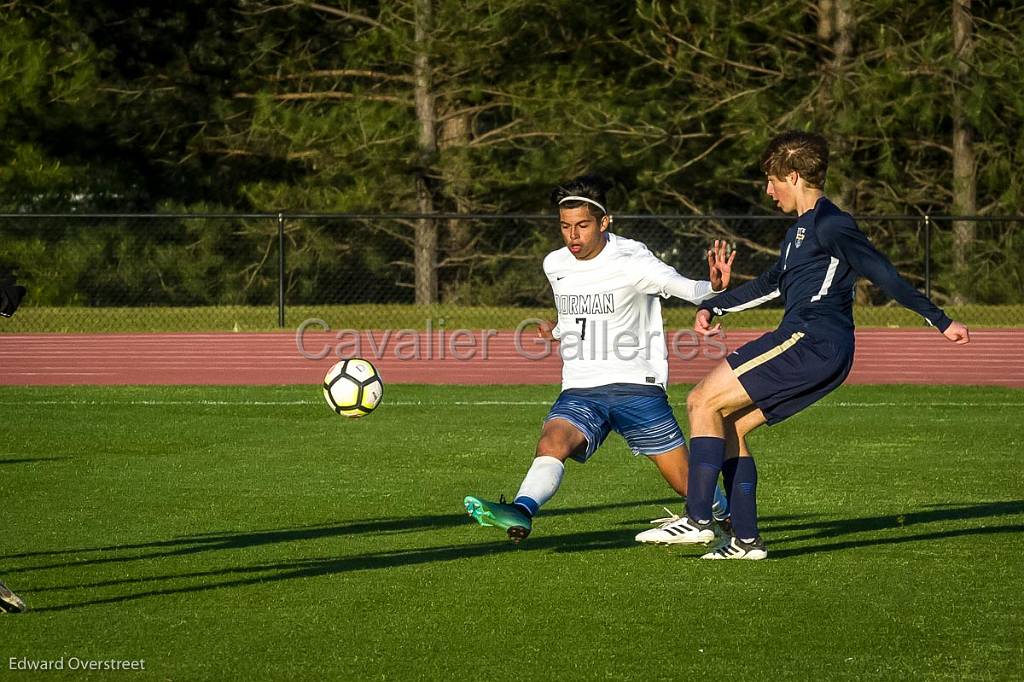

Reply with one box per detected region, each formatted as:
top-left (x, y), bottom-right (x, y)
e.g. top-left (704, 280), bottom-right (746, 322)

top-left (794, 227), bottom-right (806, 249)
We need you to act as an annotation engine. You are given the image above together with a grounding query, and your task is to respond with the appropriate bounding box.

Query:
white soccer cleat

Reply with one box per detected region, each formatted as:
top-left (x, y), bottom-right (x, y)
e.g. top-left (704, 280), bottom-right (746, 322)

top-left (634, 508), bottom-right (716, 545)
top-left (700, 535), bottom-right (767, 560)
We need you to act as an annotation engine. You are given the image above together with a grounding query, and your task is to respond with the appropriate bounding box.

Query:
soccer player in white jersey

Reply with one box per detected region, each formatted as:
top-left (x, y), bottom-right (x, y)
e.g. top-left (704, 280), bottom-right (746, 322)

top-left (464, 174), bottom-right (735, 542)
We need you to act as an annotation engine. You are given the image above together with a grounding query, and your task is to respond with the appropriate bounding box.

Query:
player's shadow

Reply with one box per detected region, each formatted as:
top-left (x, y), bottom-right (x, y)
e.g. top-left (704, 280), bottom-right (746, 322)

top-left (766, 500), bottom-right (1024, 559)
top-left (0, 456), bottom-right (68, 465)
top-left (1, 496), bottom-right (680, 572)
top-left (29, 527), bottom-right (642, 613)
top-left (19, 500), bottom-right (1023, 611)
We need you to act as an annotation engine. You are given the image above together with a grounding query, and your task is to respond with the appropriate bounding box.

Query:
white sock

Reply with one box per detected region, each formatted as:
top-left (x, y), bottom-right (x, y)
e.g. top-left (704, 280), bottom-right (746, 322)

top-left (513, 455), bottom-right (565, 516)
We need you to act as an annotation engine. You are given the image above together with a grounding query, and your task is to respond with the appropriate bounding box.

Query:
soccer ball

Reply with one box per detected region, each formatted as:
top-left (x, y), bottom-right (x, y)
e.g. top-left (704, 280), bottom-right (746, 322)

top-left (322, 358), bottom-right (384, 418)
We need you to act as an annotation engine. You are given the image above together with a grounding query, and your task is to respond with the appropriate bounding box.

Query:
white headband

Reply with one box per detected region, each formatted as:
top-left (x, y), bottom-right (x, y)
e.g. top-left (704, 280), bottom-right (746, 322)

top-left (559, 195), bottom-right (607, 215)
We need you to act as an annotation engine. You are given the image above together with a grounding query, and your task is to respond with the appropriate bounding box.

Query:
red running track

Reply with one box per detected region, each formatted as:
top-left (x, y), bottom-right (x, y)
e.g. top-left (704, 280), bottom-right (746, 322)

top-left (0, 328), bottom-right (1020, 387)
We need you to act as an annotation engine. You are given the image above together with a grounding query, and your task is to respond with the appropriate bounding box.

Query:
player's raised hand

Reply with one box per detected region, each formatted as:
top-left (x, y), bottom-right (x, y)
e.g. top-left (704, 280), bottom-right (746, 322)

top-left (942, 320), bottom-right (970, 345)
top-left (707, 240), bottom-right (736, 292)
top-left (694, 308), bottom-right (721, 336)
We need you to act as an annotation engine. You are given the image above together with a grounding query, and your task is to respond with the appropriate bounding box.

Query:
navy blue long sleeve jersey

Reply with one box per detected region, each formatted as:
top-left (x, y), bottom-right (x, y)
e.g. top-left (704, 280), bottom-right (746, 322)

top-left (700, 197), bottom-right (952, 338)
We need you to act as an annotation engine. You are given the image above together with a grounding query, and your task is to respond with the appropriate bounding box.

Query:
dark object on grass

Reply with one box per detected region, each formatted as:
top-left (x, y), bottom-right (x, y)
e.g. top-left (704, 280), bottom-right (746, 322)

top-left (0, 272), bottom-right (26, 317)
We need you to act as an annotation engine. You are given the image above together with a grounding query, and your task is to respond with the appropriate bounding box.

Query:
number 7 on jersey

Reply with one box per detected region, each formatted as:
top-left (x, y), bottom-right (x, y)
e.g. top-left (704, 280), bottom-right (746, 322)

top-left (575, 317), bottom-right (587, 340)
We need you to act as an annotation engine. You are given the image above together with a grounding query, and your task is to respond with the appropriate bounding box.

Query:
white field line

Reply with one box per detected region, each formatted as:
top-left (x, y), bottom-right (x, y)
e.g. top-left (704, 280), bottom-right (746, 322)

top-left (0, 399), bottom-right (1021, 408)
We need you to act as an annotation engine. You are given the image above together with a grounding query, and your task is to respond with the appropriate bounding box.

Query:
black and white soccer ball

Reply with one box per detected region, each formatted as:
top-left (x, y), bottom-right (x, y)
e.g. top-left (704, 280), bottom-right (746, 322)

top-left (322, 358), bottom-right (384, 418)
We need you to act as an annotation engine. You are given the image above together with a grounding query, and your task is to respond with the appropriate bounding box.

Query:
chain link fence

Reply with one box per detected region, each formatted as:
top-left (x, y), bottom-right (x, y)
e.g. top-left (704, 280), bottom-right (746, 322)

top-left (0, 213), bottom-right (1020, 332)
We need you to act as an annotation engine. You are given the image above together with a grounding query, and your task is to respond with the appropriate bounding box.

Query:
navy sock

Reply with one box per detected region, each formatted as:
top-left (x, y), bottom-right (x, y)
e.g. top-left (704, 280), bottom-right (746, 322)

top-left (686, 436), bottom-right (725, 523)
top-left (722, 456), bottom-right (738, 508)
top-left (512, 499), bottom-right (536, 517)
top-left (728, 456), bottom-right (759, 540)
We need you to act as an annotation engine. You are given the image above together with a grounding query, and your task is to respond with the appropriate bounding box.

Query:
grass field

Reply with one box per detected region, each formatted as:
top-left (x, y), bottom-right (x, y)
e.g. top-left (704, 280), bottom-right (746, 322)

top-left (2, 383), bottom-right (1023, 680)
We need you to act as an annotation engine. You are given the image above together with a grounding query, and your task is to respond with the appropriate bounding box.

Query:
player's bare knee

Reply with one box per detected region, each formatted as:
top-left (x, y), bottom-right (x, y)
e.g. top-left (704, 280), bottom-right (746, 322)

top-left (687, 385), bottom-right (715, 416)
top-left (535, 432), bottom-right (576, 460)
top-left (535, 435), bottom-right (560, 457)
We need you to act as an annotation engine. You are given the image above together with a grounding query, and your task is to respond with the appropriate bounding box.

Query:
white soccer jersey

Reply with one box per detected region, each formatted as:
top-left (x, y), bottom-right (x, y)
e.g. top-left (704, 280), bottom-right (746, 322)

top-left (544, 232), bottom-right (719, 390)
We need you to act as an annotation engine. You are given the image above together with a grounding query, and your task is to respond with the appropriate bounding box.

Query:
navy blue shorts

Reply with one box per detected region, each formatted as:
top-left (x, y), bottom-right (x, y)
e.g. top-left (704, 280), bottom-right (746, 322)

top-left (728, 327), bottom-right (854, 425)
top-left (545, 384), bottom-right (685, 463)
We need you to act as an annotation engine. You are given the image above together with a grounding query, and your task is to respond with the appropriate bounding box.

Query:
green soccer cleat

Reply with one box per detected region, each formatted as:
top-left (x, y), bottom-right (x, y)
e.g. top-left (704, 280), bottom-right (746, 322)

top-left (463, 495), bottom-right (532, 542)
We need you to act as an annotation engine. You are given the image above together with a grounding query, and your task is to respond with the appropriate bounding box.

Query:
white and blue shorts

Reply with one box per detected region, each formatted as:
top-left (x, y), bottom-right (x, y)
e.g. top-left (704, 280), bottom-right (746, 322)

top-left (544, 383), bottom-right (685, 463)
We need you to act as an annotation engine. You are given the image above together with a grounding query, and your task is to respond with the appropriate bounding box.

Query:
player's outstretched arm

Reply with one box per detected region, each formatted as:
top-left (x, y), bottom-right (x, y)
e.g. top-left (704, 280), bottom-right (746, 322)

top-left (818, 217), bottom-right (957, 333)
top-left (631, 244), bottom-right (719, 304)
top-left (943, 320), bottom-right (970, 344)
top-left (696, 258), bottom-right (784, 322)
top-left (707, 240), bottom-right (736, 292)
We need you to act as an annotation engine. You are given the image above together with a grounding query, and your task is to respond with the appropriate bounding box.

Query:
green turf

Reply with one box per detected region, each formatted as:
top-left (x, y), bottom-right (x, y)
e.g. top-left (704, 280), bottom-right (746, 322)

top-left (2, 384), bottom-right (1022, 680)
top-left (2, 302), bottom-right (1022, 332)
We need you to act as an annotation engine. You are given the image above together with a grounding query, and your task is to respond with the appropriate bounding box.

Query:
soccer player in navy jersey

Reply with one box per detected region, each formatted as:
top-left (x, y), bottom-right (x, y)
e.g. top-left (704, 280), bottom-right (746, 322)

top-left (662, 131), bottom-right (970, 559)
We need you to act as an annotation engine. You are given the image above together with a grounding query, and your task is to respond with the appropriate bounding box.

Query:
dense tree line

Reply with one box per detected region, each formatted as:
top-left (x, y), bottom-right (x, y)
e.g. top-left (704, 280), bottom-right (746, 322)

top-left (0, 1), bottom-right (1020, 308)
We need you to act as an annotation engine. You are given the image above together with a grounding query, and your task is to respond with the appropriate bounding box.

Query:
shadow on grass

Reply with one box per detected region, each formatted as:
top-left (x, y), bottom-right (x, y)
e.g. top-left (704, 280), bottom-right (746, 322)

top-left (0, 456), bottom-right (68, 465)
top-left (12, 500), bottom-right (1023, 611)
top-left (1, 496), bottom-right (682, 569)
top-left (30, 527), bottom-right (641, 613)
top-left (768, 500), bottom-right (1024, 558)
top-left (770, 523), bottom-right (1024, 559)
